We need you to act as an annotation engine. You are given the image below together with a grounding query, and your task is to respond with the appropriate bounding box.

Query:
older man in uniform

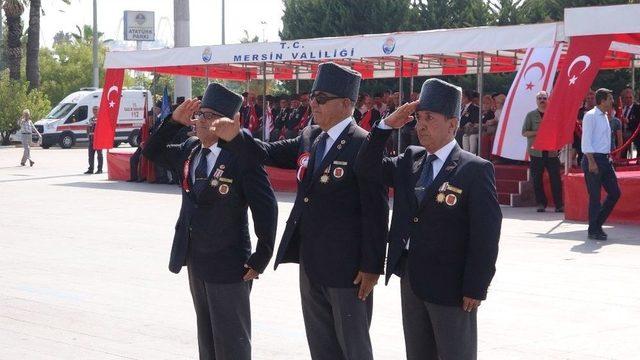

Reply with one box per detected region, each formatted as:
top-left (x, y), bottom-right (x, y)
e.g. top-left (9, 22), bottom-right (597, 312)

top-left (85, 106), bottom-right (104, 174)
top-left (213, 62), bottom-right (387, 360)
top-left (143, 83), bottom-right (278, 360)
top-left (359, 78), bottom-right (502, 360)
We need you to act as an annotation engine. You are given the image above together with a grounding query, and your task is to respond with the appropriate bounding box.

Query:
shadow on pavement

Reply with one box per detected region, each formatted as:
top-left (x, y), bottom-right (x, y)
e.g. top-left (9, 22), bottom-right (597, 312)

top-left (55, 181), bottom-right (181, 195)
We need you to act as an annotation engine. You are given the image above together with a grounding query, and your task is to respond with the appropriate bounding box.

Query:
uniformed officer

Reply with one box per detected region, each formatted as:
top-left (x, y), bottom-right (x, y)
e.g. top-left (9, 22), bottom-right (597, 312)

top-left (359, 78), bottom-right (502, 360)
top-left (213, 62), bottom-right (388, 360)
top-left (85, 106), bottom-right (103, 174)
top-left (143, 83), bottom-right (278, 360)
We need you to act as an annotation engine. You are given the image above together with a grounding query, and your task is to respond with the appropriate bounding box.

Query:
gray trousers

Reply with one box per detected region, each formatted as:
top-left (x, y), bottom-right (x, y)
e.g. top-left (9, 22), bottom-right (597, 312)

top-left (87, 138), bottom-right (103, 171)
top-left (187, 265), bottom-right (252, 360)
top-left (400, 258), bottom-right (477, 360)
top-left (299, 262), bottom-right (374, 360)
top-left (21, 133), bottom-right (32, 164)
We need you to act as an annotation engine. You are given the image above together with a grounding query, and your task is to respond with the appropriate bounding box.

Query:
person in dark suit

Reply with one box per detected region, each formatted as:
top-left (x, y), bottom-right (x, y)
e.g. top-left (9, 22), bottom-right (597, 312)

top-left (359, 78), bottom-right (502, 360)
top-left (456, 90), bottom-right (480, 148)
top-left (271, 95), bottom-right (291, 140)
top-left (213, 62), bottom-right (387, 360)
top-left (143, 83), bottom-right (277, 360)
top-left (620, 88), bottom-right (640, 158)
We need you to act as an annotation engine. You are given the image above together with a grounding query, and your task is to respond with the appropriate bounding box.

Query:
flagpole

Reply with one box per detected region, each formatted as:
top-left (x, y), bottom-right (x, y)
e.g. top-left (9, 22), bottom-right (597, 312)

top-left (262, 62), bottom-right (267, 141)
top-left (477, 52), bottom-right (484, 158)
top-left (398, 56), bottom-right (404, 155)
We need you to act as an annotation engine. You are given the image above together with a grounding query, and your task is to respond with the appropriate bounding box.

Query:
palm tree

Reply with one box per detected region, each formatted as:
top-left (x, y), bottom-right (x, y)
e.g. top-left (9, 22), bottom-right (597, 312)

top-left (26, 0), bottom-right (70, 89)
top-left (26, 0), bottom-right (41, 89)
top-left (71, 24), bottom-right (104, 44)
top-left (2, 0), bottom-right (24, 80)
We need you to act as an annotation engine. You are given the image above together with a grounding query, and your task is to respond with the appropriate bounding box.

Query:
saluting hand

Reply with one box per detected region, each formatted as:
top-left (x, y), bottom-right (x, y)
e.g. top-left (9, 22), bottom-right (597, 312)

top-left (383, 100), bottom-right (419, 129)
top-left (172, 98), bottom-right (201, 126)
top-left (212, 113), bottom-right (241, 141)
top-left (462, 296), bottom-right (481, 312)
top-left (353, 271), bottom-right (379, 301)
top-left (243, 264), bottom-right (260, 281)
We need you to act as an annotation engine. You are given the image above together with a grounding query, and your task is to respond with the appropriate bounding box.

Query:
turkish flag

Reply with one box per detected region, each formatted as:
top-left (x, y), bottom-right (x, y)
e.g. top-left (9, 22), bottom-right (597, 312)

top-left (93, 69), bottom-right (125, 149)
top-left (532, 35), bottom-right (612, 151)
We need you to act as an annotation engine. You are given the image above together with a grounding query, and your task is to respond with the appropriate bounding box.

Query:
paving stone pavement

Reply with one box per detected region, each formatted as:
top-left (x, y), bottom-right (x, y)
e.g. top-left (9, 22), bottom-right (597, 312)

top-left (1, 146), bottom-right (639, 359)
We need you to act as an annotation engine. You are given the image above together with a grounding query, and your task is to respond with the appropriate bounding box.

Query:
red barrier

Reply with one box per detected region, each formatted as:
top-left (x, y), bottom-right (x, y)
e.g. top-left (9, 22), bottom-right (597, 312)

top-left (565, 171), bottom-right (640, 225)
top-left (107, 150), bottom-right (135, 181)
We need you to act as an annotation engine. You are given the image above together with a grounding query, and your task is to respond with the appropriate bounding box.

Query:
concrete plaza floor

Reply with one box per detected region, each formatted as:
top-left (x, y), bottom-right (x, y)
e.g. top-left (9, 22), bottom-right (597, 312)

top-left (1, 146), bottom-right (639, 359)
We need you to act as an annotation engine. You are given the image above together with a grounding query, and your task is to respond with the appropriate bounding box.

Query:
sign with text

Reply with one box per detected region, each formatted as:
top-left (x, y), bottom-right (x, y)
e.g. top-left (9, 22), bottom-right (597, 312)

top-left (123, 11), bottom-right (155, 41)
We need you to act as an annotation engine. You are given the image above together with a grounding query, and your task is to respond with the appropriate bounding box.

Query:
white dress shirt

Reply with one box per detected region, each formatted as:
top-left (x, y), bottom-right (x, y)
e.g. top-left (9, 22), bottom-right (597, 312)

top-left (379, 119), bottom-right (457, 249)
top-left (581, 107), bottom-right (611, 154)
top-left (190, 143), bottom-right (222, 183)
top-left (318, 116), bottom-right (353, 160)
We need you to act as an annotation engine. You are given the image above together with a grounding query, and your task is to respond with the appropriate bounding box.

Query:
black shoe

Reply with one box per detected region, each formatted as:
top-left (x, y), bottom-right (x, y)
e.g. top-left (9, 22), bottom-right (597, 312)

top-left (29, 160), bottom-right (34, 167)
top-left (20, 163), bottom-right (25, 166)
top-left (588, 231), bottom-right (608, 241)
top-left (126, 179), bottom-right (138, 182)
top-left (555, 206), bottom-right (564, 213)
top-left (84, 169), bottom-right (93, 174)
top-left (95, 169), bottom-right (103, 174)
top-left (536, 207), bottom-right (546, 213)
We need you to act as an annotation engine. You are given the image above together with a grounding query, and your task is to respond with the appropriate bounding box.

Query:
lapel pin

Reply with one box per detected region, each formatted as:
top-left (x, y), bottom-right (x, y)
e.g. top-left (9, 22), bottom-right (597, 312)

top-left (436, 193), bottom-right (446, 203)
top-left (210, 179), bottom-right (219, 187)
top-left (219, 184), bottom-right (229, 195)
top-left (333, 167), bottom-right (344, 179)
top-left (320, 174), bottom-right (330, 184)
top-left (445, 193), bottom-right (457, 206)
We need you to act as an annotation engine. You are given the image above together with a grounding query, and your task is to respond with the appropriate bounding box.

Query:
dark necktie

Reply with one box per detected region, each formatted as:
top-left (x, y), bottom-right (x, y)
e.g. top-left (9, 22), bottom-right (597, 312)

top-left (415, 154), bottom-right (438, 203)
top-left (312, 132), bottom-right (329, 174)
top-left (193, 148), bottom-right (211, 193)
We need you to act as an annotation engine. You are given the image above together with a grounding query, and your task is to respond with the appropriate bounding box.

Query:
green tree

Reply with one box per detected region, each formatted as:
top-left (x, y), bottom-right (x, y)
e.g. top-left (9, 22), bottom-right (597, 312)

top-left (38, 40), bottom-right (106, 105)
top-left (0, 70), bottom-right (50, 144)
top-left (280, 0), bottom-right (419, 40)
top-left (414, 0), bottom-right (491, 29)
top-left (2, 0), bottom-right (24, 80)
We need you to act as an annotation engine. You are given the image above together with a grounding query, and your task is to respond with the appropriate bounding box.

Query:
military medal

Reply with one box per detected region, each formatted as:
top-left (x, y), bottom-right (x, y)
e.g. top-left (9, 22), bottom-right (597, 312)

top-left (214, 168), bottom-right (224, 179)
top-left (446, 183), bottom-right (463, 194)
top-left (210, 179), bottom-right (219, 187)
top-left (219, 184), bottom-right (229, 195)
top-left (445, 193), bottom-right (457, 206)
top-left (296, 152), bottom-right (310, 182)
top-left (320, 174), bottom-right (330, 183)
top-left (436, 193), bottom-right (445, 203)
top-left (333, 167), bottom-right (344, 179)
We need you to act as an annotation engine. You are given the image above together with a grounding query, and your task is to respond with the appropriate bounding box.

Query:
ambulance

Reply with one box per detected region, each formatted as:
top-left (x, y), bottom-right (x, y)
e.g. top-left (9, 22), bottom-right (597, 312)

top-left (35, 87), bottom-right (151, 149)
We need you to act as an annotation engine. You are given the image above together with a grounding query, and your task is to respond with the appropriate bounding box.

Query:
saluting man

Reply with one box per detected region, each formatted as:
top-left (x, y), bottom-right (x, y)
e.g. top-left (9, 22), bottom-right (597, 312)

top-left (143, 83), bottom-right (278, 360)
top-left (213, 62), bottom-right (388, 360)
top-left (359, 78), bottom-right (502, 360)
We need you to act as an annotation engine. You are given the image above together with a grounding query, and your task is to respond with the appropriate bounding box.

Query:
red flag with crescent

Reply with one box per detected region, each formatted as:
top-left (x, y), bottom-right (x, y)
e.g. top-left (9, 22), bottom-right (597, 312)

top-left (248, 105), bottom-right (260, 133)
top-left (93, 69), bottom-right (125, 149)
top-left (533, 35), bottom-right (613, 151)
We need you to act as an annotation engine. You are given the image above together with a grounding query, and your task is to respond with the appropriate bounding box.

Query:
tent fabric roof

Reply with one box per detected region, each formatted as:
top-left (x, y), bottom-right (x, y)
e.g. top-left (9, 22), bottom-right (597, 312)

top-left (104, 4), bottom-right (640, 81)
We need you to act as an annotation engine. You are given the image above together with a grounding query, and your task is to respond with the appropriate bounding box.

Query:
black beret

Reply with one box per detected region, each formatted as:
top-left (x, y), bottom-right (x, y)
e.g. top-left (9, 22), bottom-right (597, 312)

top-left (416, 78), bottom-right (462, 119)
top-left (311, 62), bottom-right (361, 101)
top-left (154, 101), bottom-right (162, 108)
top-left (200, 83), bottom-right (243, 119)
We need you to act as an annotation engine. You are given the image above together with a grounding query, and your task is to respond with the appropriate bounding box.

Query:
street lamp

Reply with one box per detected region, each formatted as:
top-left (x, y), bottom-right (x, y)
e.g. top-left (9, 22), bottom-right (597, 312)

top-left (260, 20), bottom-right (267, 42)
top-left (92, 0), bottom-right (99, 88)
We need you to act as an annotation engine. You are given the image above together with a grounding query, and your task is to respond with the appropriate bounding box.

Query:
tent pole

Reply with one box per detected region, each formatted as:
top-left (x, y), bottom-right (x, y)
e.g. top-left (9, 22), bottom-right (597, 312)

top-left (477, 52), bottom-right (484, 158)
top-left (398, 56), bottom-right (404, 155)
top-left (632, 55), bottom-right (636, 93)
top-left (205, 66), bottom-right (209, 85)
top-left (410, 76), bottom-right (414, 95)
top-left (296, 67), bottom-right (300, 94)
top-left (262, 62), bottom-right (268, 141)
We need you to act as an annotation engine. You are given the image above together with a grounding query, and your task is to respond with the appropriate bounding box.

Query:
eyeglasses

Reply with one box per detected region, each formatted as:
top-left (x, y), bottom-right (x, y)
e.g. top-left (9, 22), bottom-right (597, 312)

top-left (537, 97), bottom-right (548, 101)
top-left (310, 93), bottom-right (343, 105)
top-left (194, 111), bottom-right (220, 120)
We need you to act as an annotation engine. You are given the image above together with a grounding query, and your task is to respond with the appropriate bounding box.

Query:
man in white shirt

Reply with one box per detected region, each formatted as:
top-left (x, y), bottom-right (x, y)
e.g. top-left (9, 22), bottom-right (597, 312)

top-left (581, 88), bottom-right (621, 240)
